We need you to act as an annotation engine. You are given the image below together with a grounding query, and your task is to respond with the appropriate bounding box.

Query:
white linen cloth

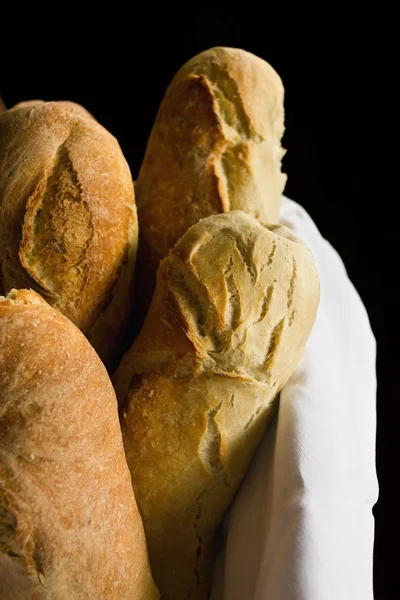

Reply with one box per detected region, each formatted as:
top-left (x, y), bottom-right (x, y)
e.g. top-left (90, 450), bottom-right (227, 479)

top-left (211, 195), bottom-right (378, 600)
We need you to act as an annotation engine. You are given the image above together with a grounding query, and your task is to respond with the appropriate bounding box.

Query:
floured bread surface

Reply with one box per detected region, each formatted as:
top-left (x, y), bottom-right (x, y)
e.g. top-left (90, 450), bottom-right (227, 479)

top-left (134, 46), bottom-right (287, 325)
top-left (0, 289), bottom-right (159, 600)
top-left (9, 100), bottom-right (95, 120)
top-left (115, 211), bottom-right (319, 599)
top-left (0, 101), bottom-right (137, 369)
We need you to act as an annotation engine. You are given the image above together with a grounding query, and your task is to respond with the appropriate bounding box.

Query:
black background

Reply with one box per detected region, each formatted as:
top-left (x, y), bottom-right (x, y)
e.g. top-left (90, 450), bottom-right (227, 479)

top-left (1, 5), bottom-right (392, 598)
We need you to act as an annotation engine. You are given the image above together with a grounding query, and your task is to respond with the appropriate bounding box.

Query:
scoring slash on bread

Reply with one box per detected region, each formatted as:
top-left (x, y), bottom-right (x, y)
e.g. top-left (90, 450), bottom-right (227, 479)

top-left (114, 211), bottom-right (320, 599)
top-left (0, 289), bottom-right (159, 600)
top-left (134, 47), bottom-right (287, 327)
top-left (0, 101), bottom-right (137, 370)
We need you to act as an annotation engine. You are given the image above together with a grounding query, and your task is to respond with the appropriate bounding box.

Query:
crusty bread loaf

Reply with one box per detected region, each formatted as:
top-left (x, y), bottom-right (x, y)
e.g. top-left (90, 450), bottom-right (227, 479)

top-left (0, 289), bottom-right (159, 600)
top-left (114, 211), bottom-right (320, 599)
top-left (134, 47), bottom-right (287, 327)
top-left (0, 101), bottom-right (137, 369)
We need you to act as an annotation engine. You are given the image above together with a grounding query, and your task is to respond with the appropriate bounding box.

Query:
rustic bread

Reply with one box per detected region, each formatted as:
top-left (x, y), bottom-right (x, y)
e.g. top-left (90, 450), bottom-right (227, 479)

top-left (134, 47), bottom-right (287, 327)
top-left (114, 211), bottom-right (320, 599)
top-left (0, 289), bottom-right (159, 600)
top-left (0, 101), bottom-right (137, 369)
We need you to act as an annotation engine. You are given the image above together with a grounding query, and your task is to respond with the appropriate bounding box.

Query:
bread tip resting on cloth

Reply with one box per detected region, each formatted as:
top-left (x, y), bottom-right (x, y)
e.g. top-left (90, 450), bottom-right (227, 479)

top-left (114, 210), bottom-right (320, 600)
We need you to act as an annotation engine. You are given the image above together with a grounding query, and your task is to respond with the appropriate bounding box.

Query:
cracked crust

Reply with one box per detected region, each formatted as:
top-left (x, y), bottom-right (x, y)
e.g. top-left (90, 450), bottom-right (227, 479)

top-left (0, 101), bottom-right (137, 369)
top-left (0, 289), bottom-right (159, 600)
top-left (134, 46), bottom-right (287, 328)
top-left (114, 211), bottom-right (320, 599)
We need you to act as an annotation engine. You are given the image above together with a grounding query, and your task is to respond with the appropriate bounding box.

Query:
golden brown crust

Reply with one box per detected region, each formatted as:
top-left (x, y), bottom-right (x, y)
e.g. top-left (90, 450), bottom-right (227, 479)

top-left (114, 211), bottom-right (319, 599)
top-left (0, 101), bottom-right (137, 369)
top-left (9, 100), bottom-right (95, 121)
top-left (134, 47), bottom-right (287, 327)
top-left (0, 289), bottom-right (159, 600)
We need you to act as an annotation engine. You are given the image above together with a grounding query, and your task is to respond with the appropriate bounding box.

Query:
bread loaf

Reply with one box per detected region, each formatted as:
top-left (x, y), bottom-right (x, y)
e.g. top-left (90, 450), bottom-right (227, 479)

top-left (114, 211), bottom-right (320, 599)
top-left (134, 47), bottom-right (287, 326)
top-left (0, 289), bottom-right (159, 599)
top-left (0, 101), bottom-right (137, 369)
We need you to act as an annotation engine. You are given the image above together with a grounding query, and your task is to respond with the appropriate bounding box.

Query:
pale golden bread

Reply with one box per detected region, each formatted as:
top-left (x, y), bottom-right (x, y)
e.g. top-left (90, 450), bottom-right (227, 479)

top-left (134, 47), bottom-right (287, 327)
top-left (114, 211), bottom-right (320, 599)
top-left (0, 289), bottom-right (159, 600)
top-left (0, 101), bottom-right (137, 369)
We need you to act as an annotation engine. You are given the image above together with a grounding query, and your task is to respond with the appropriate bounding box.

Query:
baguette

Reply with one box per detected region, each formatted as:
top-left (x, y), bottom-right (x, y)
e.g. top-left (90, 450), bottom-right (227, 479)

top-left (134, 47), bottom-right (286, 326)
top-left (114, 211), bottom-right (320, 599)
top-left (0, 289), bottom-right (159, 599)
top-left (0, 101), bottom-right (137, 369)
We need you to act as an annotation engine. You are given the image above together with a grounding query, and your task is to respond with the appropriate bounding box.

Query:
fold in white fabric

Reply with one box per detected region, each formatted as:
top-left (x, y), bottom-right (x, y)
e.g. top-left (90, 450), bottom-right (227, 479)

top-left (211, 196), bottom-right (378, 600)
